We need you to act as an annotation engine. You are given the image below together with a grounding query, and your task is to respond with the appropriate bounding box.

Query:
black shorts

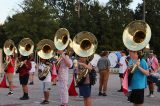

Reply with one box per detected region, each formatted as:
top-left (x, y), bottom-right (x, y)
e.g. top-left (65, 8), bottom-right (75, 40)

top-left (130, 89), bottom-right (144, 104)
top-left (119, 73), bottom-right (124, 78)
top-left (19, 75), bottom-right (29, 85)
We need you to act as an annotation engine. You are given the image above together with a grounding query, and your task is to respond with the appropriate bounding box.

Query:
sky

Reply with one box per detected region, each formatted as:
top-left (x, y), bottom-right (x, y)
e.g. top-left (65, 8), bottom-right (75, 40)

top-left (0, 0), bottom-right (143, 24)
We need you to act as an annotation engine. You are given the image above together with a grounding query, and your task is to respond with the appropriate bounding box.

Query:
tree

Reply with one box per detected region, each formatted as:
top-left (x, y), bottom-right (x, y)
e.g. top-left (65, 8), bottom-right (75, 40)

top-left (4, 0), bottom-right (59, 44)
top-left (134, 0), bottom-right (160, 55)
top-left (105, 0), bottom-right (134, 50)
top-left (0, 24), bottom-right (7, 48)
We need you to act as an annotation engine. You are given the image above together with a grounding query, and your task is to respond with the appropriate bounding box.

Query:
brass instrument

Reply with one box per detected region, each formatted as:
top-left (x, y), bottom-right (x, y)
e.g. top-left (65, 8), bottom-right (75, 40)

top-left (18, 38), bottom-right (34, 56)
top-left (37, 39), bottom-right (54, 59)
top-left (3, 39), bottom-right (16, 72)
top-left (38, 65), bottom-right (51, 81)
top-left (123, 20), bottom-right (151, 51)
top-left (3, 39), bottom-right (15, 56)
top-left (123, 20), bottom-right (151, 73)
top-left (54, 28), bottom-right (72, 50)
top-left (72, 31), bottom-right (97, 57)
top-left (72, 31), bottom-right (98, 85)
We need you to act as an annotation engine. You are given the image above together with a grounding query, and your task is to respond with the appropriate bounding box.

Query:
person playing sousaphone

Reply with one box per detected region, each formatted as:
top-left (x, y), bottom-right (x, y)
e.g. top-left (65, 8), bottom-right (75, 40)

top-left (122, 20), bottom-right (150, 106)
top-left (17, 38), bottom-right (34, 100)
top-left (3, 39), bottom-right (16, 95)
top-left (72, 31), bottom-right (98, 106)
top-left (37, 39), bottom-right (54, 104)
top-left (54, 28), bottom-right (73, 106)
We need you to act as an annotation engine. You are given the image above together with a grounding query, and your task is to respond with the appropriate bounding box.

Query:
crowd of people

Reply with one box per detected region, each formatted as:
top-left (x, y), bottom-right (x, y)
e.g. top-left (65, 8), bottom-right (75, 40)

top-left (1, 48), bottom-right (160, 106)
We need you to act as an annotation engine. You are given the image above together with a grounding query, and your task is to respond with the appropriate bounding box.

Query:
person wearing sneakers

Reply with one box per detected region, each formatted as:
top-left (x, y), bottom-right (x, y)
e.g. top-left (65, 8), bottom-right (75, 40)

top-left (147, 53), bottom-right (159, 97)
top-left (117, 50), bottom-right (127, 92)
top-left (97, 51), bottom-right (110, 96)
top-left (5, 55), bottom-right (15, 95)
top-left (128, 50), bottom-right (149, 106)
top-left (38, 59), bottom-right (52, 104)
top-left (29, 57), bottom-right (37, 85)
top-left (17, 56), bottom-right (31, 100)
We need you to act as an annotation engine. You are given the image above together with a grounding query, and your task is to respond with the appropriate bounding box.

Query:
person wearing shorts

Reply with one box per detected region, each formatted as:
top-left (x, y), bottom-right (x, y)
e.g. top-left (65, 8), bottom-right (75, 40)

top-left (5, 55), bottom-right (15, 95)
top-left (128, 50), bottom-right (149, 106)
top-left (18, 56), bottom-right (31, 100)
top-left (38, 59), bottom-right (52, 104)
top-left (117, 50), bottom-right (127, 92)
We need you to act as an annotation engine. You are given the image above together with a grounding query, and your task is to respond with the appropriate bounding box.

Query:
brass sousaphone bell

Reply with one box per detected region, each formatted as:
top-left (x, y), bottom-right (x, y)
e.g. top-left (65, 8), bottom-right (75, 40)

top-left (18, 38), bottom-right (34, 56)
top-left (72, 31), bottom-right (98, 57)
top-left (3, 39), bottom-right (15, 55)
top-left (123, 20), bottom-right (151, 51)
top-left (54, 28), bottom-right (72, 50)
top-left (37, 39), bottom-right (54, 59)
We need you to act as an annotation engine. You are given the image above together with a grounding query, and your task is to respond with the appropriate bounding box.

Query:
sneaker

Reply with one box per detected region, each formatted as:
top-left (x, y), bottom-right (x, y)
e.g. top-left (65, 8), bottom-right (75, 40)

top-left (40, 100), bottom-right (49, 104)
top-left (98, 92), bottom-right (103, 96)
top-left (29, 82), bottom-right (34, 85)
top-left (19, 96), bottom-right (29, 100)
top-left (102, 93), bottom-right (107, 96)
top-left (146, 94), bottom-right (151, 97)
top-left (149, 94), bottom-right (155, 98)
top-left (8, 91), bottom-right (13, 96)
top-left (117, 89), bottom-right (123, 92)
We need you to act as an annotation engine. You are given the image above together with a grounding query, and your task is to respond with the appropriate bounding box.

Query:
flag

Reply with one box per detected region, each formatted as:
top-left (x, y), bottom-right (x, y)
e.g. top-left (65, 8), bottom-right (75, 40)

top-left (68, 75), bottom-right (78, 96)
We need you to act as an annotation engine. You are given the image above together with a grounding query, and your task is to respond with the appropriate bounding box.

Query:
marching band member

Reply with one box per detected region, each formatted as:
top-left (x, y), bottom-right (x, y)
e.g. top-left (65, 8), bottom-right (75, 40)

top-left (76, 56), bottom-right (93, 106)
top-left (5, 55), bottom-right (15, 95)
top-left (128, 50), bottom-right (149, 106)
top-left (57, 50), bottom-right (73, 106)
top-left (17, 56), bottom-right (31, 100)
top-left (29, 57), bottom-right (37, 85)
top-left (38, 58), bottom-right (52, 104)
top-left (147, 53), bottom-right (159, 97)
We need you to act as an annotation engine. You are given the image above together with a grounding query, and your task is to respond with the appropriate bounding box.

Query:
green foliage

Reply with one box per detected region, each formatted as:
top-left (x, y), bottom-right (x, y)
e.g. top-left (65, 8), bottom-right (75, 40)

top-left (134, 0), bottom-right (160, 55)
top-left (4, 0), bottom-right (59, 45)
top-left (0, 0), bottom-right (159, 54)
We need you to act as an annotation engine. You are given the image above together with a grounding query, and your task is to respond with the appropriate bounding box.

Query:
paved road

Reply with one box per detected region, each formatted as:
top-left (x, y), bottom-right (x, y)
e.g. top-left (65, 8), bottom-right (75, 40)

top-left (0, 72), bottom-right (160, 106)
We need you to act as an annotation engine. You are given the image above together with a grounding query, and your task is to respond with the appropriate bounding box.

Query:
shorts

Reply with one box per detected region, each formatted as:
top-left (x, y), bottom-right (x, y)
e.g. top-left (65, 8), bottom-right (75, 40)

top-left (119, 73), bottom-right (124, 78)
top-left (79, 84), bottom-right (91, 98)
top-left (130, 89), bottom-right (144, 104)
top-left (19, 75), bottom-right (29, 85)
top-left (43, 82), bottom-right (51, 91)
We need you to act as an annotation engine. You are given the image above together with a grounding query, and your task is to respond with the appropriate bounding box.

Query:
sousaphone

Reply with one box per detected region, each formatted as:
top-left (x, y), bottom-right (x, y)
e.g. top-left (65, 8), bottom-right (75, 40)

top-left (37, 39), bottom-right (54, 59)
top-left (72, 31), bottom-right (98, 57)
top-left (123, 20), bottom-right (151, 51)
top-left (18, 38), bottom-right (34, 56)
top-left (3, 39), bottom-right (15, 55)
top-left (54, 28), bottom-right (72, 50)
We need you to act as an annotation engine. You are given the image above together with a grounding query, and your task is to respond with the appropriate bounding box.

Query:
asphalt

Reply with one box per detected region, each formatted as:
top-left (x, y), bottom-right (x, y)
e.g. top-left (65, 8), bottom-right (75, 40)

top-left (0, 71), bottom-right (160, 106)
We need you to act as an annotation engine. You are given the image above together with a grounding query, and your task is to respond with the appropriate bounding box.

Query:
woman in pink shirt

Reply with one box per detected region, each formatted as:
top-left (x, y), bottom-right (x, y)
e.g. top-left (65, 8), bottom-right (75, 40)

top-left (147, 53), bottom-right (159, 97)
top-left (57, 50), bottom-right (72, 106)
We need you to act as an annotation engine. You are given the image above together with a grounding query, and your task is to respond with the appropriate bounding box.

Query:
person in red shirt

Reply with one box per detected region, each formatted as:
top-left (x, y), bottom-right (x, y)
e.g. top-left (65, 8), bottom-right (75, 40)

top-left (5, 55), bottom-right (15, 95)
top-left (17, 56), bottom-right (31, 100)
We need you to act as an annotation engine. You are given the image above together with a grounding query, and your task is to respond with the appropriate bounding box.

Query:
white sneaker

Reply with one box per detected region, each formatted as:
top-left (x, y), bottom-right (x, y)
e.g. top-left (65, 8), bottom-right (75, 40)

top-left (149, 94), bottom-right (155, 98)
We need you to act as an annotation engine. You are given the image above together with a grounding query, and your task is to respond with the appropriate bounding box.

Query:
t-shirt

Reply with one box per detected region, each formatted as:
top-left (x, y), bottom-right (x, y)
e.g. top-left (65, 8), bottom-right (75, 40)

top-left (97, 56), bottom-right (110, 71)
top-left (128, 59), bottom-right (149, 90)
top-left (119, 56), bottom-right (127, 74)
top-left (39, 63), bottom-right (51, 82)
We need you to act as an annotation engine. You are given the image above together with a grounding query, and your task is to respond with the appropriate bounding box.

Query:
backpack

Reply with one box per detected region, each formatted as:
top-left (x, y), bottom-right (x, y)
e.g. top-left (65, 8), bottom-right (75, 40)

top-left (89, 68), bottom-right (97, 85)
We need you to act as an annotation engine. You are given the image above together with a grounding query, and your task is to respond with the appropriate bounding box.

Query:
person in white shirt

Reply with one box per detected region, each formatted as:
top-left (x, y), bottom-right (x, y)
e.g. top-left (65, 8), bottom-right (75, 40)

top-left (57, 50), bottom-right (73, 106)
top-left (29, 57), bottom-right (37, 85)
top-left (38, 59), bottom-right (52, 104)
top-left (117, 50), bottom-right (127, 92)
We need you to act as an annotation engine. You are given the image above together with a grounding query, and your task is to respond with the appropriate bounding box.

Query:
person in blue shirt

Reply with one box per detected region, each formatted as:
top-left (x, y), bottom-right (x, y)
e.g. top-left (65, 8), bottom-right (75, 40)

top-left (128, 50), bottom-right (149, 106)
